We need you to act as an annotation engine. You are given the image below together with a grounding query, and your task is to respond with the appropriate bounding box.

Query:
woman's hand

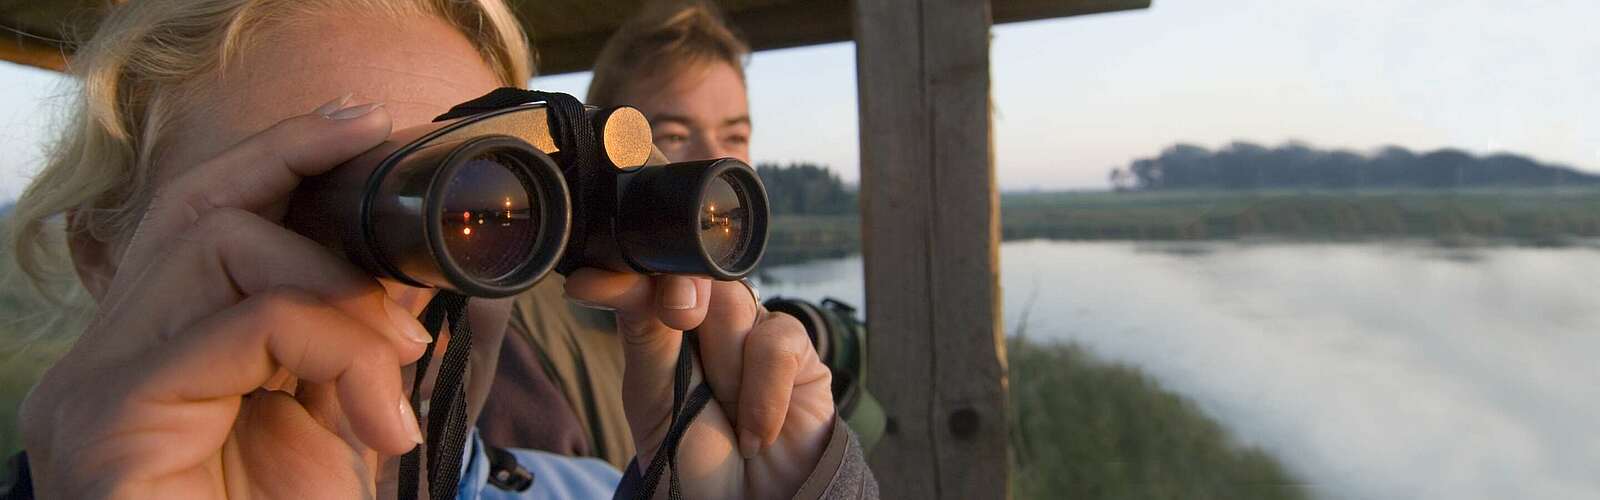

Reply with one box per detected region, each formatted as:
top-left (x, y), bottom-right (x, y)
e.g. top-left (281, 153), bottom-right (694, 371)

top-left (565, 271), bottom-right (836, 499)
top-left (18, 99), bottom-right (433, 498)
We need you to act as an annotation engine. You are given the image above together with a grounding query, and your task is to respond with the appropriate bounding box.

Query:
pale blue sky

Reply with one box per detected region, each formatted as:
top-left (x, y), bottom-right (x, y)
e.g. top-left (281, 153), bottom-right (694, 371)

top-left (2, 0), bottom-right (1597, 200)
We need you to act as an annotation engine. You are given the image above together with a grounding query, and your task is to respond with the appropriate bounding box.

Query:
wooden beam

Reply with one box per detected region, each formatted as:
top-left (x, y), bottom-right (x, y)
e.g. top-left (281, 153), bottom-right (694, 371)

top-left (0, 32), bottom-right (68, 73)
top-left (531, 0), bottom-right (855, 76)
top-left (0, 0), bottom-right (102, 71)
top-left (526, 0), bottom-right (1148, 75)
top-left (991, 0), bottom-right (1151, 25)
top-left (2, 0), bottom-right (1148, 75)
top-left (853, 0), bottom-right (1006, 498)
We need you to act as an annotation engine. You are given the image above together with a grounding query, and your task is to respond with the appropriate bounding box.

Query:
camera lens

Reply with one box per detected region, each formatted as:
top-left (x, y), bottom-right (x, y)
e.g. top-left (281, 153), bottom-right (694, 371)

top-left (699, 172), bottom-right (751, 270)
top-left (439, 154), bottom-right (539, 281)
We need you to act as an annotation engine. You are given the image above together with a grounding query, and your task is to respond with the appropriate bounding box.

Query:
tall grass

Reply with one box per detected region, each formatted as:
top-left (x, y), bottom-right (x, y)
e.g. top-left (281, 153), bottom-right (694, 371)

top-left (1007, 336), bottom-right (1308, 499)
top-left (1003, 188), bottom-right (1600, 244)
top-left (1006, 289), bottom-right (1307, 500)
top-left (0, 218), bottom-right (85, 456)
top-left (763, 188), bottom-right (1600, 266)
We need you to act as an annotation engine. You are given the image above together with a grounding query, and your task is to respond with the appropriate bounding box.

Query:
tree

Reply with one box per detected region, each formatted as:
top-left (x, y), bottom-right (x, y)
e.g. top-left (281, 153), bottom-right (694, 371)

top-left (755, 162), bottom-right (858, 214)
top-left (1108, 142), bottom-right (1600, 191)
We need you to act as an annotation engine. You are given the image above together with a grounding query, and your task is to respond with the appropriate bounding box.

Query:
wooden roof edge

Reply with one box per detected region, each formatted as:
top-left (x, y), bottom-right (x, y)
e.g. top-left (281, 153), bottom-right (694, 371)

top-left (0, 29), bottom-right (69, 72)
top-left (0, 0), bottom-right (1152, 76)
top-left (535, 0), bottom-right (1152, 75)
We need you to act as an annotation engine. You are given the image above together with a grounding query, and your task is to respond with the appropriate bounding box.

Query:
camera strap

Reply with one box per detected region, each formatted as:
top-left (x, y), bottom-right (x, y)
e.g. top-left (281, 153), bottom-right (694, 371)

top-left (398, 291), bottom-right (475, 500)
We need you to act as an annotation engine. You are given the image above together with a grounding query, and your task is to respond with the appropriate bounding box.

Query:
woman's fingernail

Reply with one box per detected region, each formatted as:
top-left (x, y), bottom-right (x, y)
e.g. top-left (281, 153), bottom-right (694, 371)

top-left (661, 278), bottom-right (697, 310)
top-left (563, 293), bottom-right (616, 311)
top-left (384, 299), bottom-right (433, 344)
top-left (738, 429), bottom-right (761, 459)
top-left (398, 399), bottom-right (425, 445)
top-left (314, 92), bottom-right (354, 116)
top-left (327, 102), bottom-right (383, 120)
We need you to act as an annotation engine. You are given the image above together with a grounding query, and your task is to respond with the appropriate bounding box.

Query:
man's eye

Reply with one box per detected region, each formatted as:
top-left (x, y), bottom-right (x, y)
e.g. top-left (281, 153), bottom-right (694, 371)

top-left (724, 135), bottom-right (749, 147)
top-left (656, 134), bottom-right (689, 147)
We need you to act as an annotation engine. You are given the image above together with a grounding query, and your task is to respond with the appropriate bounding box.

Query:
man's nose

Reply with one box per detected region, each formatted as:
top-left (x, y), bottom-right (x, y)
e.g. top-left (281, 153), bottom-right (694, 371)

top-left (685, 134), bottom-right (725, 161)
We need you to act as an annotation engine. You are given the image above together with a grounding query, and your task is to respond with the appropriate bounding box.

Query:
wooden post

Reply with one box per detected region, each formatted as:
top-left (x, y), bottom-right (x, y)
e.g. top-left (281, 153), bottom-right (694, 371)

top-left (853, 0), bottom-right (1007, 498)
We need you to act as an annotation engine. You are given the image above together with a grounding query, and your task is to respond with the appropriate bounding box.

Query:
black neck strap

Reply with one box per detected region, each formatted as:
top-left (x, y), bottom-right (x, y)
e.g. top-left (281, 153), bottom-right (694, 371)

top-left (398, 291), bottom-right (473, 500)
top-left (629, 331), bottom-right (714, 500)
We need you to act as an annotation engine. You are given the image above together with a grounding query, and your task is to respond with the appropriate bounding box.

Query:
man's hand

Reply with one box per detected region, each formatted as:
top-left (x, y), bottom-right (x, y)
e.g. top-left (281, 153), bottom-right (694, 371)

top-left (565, 271), bottom-right (836, 499)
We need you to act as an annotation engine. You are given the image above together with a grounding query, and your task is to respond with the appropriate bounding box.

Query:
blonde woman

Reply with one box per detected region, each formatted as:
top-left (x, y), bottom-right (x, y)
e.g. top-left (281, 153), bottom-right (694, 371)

top-left (5, 0), bottom-right (873, 498)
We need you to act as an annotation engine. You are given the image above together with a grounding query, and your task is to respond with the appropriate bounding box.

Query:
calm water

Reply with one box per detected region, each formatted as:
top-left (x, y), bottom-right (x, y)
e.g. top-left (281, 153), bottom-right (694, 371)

top-left (753, 240), bottom-right (1600, 500)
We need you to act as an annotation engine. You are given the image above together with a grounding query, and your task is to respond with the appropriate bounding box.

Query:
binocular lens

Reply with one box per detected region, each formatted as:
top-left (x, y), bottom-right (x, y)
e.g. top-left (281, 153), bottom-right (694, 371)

top-left (700, 173), bottom-right (752, 270)
top-left (440, 154), bottom-right (540, 281)
top-left (613, 158), bottom-right (767, 279)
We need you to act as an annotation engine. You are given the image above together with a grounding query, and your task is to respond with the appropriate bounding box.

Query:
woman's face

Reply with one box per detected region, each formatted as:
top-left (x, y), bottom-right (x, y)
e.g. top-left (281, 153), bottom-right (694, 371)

top-left (148, 10), bottom-right (505, 312)
top-left (117, 11), bottom-right (516, 491)
top-left (620, 60), bottom-right (751, 163)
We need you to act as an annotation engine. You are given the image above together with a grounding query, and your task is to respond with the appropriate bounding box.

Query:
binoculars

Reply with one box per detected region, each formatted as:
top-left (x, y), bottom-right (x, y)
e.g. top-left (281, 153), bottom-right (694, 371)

top-left (763, 297), bottom-right (885, 452)
top-left (286, 91), bottom-right (769, 297)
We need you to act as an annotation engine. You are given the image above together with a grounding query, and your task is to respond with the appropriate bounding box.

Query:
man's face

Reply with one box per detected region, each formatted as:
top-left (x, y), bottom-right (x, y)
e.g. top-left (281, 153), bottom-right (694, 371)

top-left (620, 60), bottom-right (751, 163)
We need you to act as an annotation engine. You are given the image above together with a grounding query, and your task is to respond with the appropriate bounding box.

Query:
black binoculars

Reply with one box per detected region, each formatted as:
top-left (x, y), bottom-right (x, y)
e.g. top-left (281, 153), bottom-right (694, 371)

top-left (285, 90), bottom-right (769, 297)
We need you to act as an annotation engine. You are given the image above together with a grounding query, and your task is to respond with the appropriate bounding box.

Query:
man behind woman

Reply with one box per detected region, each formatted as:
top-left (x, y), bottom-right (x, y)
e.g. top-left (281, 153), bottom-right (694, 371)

top-left (480, 0), bottom-right (758, 466)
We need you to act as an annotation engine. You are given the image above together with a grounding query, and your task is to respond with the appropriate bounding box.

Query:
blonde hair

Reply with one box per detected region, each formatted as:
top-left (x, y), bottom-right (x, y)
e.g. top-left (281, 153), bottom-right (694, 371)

top-left (6, 0), bottom-right (533, 297)
top-left (586, 0), bottom-right (749, 107)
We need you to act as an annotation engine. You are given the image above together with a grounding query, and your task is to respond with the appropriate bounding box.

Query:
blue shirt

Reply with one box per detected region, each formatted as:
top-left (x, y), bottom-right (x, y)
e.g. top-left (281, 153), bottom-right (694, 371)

top-left (456, 428), bottom-right (622, 499)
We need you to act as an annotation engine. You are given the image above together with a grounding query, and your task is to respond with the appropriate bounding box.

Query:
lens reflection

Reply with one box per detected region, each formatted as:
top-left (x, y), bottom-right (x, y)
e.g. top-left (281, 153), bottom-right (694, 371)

top-left (440, 155), bottom-right (538, 281)
top-left (700, 173), bottom-right (750, 269)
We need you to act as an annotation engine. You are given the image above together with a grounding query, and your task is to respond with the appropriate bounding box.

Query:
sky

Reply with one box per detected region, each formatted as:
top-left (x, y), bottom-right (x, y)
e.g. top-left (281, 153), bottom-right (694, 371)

top-left (2, 0), bottom-right (1598, 200)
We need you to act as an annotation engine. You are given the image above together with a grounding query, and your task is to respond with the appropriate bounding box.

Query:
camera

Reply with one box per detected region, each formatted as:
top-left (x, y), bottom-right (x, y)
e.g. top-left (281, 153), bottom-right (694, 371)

top-left (285, 90), bottom-right (769, 297)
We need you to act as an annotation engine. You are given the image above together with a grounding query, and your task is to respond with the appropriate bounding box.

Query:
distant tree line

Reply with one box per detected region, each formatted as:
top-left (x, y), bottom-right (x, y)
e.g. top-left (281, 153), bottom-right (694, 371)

top-left (1108, 142), bottom-right (1600, 191)
top-left (756, 162), bottom-right (857, 215)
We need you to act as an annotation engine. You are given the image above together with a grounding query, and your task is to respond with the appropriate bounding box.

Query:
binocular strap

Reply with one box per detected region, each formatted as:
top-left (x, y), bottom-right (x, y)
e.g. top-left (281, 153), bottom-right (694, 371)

top-left (398, 292), bottom-right (476, 500)
top-left (373, 289), bottom-right (711, 500)
top-left (626, 330), bottom-right (715, 500)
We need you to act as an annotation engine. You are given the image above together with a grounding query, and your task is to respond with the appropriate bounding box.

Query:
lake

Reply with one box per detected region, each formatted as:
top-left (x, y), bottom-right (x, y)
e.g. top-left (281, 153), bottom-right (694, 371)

top-left (752, 240), bottom-right (1600, 500)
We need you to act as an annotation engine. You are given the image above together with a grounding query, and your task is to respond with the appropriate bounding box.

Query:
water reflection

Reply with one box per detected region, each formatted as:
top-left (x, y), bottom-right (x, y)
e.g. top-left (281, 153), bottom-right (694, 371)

top-left (754, 240), bottom-right (1600, 499)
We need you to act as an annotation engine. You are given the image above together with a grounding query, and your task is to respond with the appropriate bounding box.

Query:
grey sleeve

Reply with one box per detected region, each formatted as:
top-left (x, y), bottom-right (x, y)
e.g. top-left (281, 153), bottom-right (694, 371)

top-left (792, 416), bottom-right (880, 500)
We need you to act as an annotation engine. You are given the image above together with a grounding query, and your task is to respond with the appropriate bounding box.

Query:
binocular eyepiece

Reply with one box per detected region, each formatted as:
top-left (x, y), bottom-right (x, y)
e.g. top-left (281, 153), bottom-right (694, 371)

top-left (286, 91), bottom-right (768, 297)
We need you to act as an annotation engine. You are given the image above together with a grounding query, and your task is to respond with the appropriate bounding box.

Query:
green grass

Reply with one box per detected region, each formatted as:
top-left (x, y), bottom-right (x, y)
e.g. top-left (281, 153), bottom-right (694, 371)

top-left (762, 188), bottom-right (1600, 265)
top-left (0, 248), bottom-right (82, 456)
top-left (0, 332), bottom-right (70, 456)
top-left (1002, 188), bottom-right (1600, 243)
top-left (1008, 336), bottom-right (1308, 499)
top-left (765, 214), bottom-right (862, 265)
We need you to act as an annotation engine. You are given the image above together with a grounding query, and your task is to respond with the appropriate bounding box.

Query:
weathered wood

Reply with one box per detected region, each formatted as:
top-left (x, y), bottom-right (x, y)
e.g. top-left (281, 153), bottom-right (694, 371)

top-left (0, 0), bottom-right (1150, 75)
top-left (0, 35), bottom-right (65, 72)
top-left (991, 0), bottom-right (1151, 25)
top-left (0, 0), bottom-right (101, 72)
top-left (531, 0), bottom-right (1147, 75)
top-left (853, 0), bottom-right (1007, 498)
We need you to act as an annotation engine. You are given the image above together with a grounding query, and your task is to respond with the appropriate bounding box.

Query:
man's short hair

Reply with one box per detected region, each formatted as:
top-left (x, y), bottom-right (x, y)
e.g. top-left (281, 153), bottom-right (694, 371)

top-left (586, 0), bottom-right (750, 107)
